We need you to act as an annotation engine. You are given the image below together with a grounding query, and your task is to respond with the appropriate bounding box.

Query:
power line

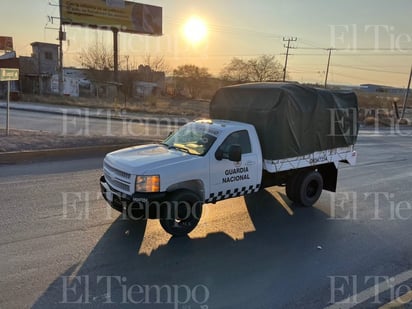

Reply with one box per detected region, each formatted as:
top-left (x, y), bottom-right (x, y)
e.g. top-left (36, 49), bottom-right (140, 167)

top-left (163, 16), bottom-right (283, 39)
top-left (290, 53), bottom-right (412, 57)
top-left (332, 64), bottom-right (408, 75)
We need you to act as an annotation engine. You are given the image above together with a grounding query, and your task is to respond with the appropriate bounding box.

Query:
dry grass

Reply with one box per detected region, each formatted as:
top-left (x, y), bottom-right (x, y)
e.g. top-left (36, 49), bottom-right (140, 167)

top-left (20, 94), bottom-right (210, 118)
top-left (398, 118), bottom-right (410, 125)
top-left (355, 92), bottom-right (411, 109)
top-left (363, 117), bottom-right (377, 126)
top-left (356, 91), bottom-right (412, 127)
top-left (0, 129), bottom-right (147, 152)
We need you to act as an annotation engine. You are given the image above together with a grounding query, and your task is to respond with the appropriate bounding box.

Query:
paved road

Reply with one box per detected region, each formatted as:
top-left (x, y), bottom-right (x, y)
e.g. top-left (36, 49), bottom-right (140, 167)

top-left (0, 131), bottom-right (411, 308)
top-left (0, 108), bottom-right (181, 139)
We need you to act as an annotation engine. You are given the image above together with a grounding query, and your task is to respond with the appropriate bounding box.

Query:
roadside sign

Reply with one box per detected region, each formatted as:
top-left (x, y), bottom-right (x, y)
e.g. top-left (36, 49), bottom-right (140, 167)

top-left (0, 68), bottom-right (19, 81)
top-left (1, 68), bottom-right (19, 135)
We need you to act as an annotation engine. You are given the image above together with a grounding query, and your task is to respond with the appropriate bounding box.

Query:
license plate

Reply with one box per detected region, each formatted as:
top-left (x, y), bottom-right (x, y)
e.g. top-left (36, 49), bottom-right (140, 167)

top-left (105, 190), bottom-right (113, 203)
top-left (101, 181), bottom-right (113, 203)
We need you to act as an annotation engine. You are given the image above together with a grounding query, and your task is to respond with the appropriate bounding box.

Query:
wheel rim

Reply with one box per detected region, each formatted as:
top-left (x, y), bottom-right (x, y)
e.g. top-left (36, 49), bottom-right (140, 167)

top-left (306, 179), bottom-right (319, 198)
top-left (172, 201), bottom-right (197, 227)
top-left (159, 192), bottom-right (203, 236)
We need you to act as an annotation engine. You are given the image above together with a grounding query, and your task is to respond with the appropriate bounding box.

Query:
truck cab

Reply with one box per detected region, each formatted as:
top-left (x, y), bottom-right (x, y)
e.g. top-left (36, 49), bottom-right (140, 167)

top-left (100, 119), bottom-right (263, 236)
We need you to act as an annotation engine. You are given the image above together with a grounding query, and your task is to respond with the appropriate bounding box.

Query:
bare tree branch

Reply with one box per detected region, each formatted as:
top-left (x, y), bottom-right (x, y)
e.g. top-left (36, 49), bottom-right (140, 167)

top-left (173, 64), bottom-right (211, 99)
top-left (78, 39), bottom-right (114, 82)
top-left (220, 55), bottom-right (283, 83)
top-left (142, 55), bottom-right (171, 74)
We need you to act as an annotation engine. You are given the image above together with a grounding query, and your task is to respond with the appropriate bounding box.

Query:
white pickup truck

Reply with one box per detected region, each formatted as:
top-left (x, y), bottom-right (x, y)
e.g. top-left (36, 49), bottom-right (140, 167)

top-left (100, 83), bottom-right (358, 236)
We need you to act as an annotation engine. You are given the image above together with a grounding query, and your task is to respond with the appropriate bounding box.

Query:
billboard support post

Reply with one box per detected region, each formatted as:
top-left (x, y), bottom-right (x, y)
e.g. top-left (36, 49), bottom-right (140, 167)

top-left (6, 80), bottom-right (10, 135)
top-left (113, 28), bottom-right (119, 83)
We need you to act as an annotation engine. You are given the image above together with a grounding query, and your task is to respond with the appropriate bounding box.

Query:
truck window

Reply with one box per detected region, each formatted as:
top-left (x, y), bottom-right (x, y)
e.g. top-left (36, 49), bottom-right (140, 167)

top-left (162, 122), bottom-right (217, 156)
top-left (219, 130), bottom-right (252, 158)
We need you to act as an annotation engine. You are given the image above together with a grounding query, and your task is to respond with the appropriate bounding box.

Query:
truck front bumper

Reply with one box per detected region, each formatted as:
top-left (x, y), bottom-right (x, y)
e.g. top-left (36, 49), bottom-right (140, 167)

top-left (100, 175), bottom-right (167, 219)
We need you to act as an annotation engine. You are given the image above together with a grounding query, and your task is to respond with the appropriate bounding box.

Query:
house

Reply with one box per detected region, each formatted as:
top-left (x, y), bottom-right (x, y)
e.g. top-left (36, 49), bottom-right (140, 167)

top-left (359, 84), bottom-right (405, 94)
top-left (20, 42), bottom-right (59, 95)
top-left (2, 40), bottom-right (166, 99)
top-left (130, 65), bottom-right (165, 99)
top-left (51, 68), bottom-right (94, 97)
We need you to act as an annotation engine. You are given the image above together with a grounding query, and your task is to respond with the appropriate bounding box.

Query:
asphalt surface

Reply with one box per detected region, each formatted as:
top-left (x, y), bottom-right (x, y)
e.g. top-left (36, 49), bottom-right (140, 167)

top-left (0, 107), bottom-right (175, 163)
top-left (0, 129), bottom-right (412, 308)
top-left (0, 108), bottom-right (181, 139)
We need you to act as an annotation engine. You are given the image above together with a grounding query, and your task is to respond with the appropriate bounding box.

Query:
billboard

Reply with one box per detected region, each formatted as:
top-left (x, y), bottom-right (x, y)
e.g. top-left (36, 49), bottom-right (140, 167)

top-left (61, 0), bottom-right (162, 35)
top-left (0, 37), bottom-right (13, 51)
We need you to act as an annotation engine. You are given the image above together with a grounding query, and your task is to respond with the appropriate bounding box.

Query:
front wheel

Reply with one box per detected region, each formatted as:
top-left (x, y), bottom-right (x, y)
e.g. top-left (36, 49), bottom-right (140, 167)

top-left (159, 191), bottom-right (203, 237)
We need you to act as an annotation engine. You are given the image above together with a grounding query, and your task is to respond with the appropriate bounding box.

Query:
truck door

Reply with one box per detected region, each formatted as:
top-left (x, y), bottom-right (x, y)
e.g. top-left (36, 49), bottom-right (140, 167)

top-left (207, 130), bottom-right (260, 203)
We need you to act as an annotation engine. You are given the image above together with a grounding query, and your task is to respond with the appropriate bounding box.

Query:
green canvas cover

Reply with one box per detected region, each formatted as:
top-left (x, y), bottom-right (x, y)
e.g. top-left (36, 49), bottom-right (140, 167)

top-left (210, 83), bottom-right (358, 160)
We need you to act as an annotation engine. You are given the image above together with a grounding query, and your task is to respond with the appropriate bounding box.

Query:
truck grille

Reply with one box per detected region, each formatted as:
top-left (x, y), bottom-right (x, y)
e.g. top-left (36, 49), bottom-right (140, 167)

top-left (104, 162), bottom-right (131, 179)
top-left (104, 172), bottom-right (130, 192)
top-left (103, 161), bottom-right (132, 193)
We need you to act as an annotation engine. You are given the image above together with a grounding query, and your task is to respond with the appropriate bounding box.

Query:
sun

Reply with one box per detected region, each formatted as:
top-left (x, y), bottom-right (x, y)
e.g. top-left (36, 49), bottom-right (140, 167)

top-left (183, 17), bottom-right (207, 44)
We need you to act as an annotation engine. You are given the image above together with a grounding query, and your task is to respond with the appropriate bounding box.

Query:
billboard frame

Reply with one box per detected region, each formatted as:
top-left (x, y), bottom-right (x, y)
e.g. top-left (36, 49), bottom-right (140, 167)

top-left (60, 0), bottom-right (162, 36)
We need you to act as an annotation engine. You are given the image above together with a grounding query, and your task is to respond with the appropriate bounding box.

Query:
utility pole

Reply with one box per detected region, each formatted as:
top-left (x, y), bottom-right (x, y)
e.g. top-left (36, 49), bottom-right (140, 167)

top-left (125, 55), bottom-right (129, 71)
top-left (58, 1), bottom-right (64, 95)
top-left (324, 48), bottom-right (335, 88)
top-left (282, 37), bottom-right (297, 82)
top-left (46, 2), bottom-right (64, 95)
top-left (400, 65), bottom-right (412, 120)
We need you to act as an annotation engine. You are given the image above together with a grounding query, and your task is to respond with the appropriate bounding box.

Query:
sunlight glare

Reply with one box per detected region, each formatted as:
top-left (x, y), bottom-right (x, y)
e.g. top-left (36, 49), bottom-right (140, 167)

top-left (183, 17), bottom-right (207, 44)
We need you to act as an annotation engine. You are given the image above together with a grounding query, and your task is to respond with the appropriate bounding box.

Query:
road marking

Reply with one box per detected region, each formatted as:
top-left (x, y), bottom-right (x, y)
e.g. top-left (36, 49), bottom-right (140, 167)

top-left (325, 269), bottom-right (412, 309)
top-left (379, 290), bottom-right (412, 309)
top-left (272, 191), bottom-right (294, 216)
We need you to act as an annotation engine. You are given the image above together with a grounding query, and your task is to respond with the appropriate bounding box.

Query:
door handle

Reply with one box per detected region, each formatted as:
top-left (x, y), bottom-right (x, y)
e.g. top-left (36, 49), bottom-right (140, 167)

top-left (246, 161), bottom-right (255, 166)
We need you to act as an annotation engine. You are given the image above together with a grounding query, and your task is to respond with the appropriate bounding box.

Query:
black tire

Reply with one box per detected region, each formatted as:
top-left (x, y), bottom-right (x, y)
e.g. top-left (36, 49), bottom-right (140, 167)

top-left (159, 191), bottom-right (203, 237)
top-left (286, 173), bottom-right (299, 202)
top-left (295, 170), bottom-right (323, 207)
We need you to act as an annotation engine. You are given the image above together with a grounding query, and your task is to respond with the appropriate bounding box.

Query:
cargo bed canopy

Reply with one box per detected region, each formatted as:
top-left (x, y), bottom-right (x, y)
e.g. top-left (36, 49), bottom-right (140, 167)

top-left (210, 83), bottom-right (358, 160)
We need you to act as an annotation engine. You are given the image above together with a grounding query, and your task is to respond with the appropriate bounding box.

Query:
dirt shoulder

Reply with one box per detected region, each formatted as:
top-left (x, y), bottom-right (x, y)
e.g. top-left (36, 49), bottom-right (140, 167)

top-left (19, 94), bottom-right (210, 118)
top-left (0, 129), bottom-right (154, 153)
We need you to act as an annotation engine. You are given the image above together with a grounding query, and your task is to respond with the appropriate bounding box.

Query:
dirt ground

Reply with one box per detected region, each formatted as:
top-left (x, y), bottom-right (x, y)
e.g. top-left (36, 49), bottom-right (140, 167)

top-left (0, 129), bottom-right (151, 153)
top-left (21, 95), bottom-right (210, 118)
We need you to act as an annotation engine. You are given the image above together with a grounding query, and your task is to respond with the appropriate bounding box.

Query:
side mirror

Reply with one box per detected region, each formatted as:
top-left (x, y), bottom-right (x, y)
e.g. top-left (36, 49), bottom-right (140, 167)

top-left (228, 144), bottom-right (242, 162)
top-left (215, 148), bottom-right (223, 161)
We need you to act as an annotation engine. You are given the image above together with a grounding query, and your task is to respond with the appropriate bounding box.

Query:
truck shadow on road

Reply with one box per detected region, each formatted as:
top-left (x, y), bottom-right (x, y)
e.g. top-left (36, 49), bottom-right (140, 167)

top-left (33, 189), bottom-right (336, 308)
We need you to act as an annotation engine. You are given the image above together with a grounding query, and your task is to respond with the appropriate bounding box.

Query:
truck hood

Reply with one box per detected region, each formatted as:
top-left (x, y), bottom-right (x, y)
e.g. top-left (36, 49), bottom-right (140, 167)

top-left (105, 144), bottom-right (198, 174)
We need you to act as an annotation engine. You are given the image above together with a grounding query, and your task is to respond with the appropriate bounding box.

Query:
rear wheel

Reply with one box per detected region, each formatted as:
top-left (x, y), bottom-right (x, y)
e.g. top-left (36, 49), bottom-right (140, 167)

top-left (159, 191), bottom-right (203, 237)
top-left (295, 170), bottom-right (323, 207)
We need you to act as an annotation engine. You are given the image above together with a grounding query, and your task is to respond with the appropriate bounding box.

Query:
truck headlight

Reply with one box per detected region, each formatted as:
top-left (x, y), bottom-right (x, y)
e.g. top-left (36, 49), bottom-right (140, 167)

top-left (135, 175), bottom-right (160, 192)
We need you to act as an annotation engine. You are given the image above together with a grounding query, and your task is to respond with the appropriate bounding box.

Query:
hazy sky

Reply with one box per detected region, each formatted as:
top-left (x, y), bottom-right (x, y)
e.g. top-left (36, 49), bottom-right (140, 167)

top-left (1, 0), bottom-right (412, 87)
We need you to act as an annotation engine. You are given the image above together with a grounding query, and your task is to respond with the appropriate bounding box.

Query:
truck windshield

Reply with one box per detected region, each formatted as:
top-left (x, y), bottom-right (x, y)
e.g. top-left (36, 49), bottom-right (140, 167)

top-left (161, 122), bottom-right (217, 156)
